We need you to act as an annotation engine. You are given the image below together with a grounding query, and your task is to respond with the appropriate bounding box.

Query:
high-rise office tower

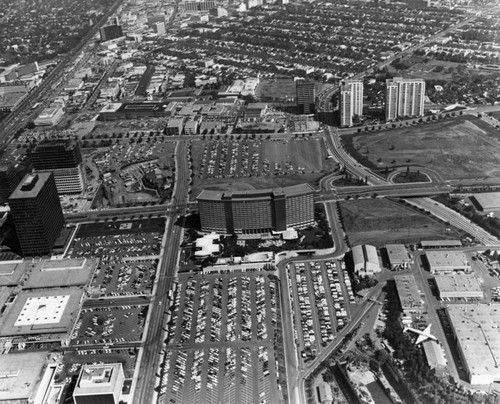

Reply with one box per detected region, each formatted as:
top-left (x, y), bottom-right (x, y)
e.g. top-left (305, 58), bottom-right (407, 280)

top-left (339, 79), bottom-right (363, 127)
top-left (32, 140), bottom-right (85, 194)
top-left (296, 80), bottom-right (315, 114)
top-left (385, 77), bottom-right (425, 121)
top-left (8, 172), bottom-right (64, 256)
top-left (0, 164), bottom-right (20, 203)
top-left (99, 23), bottom-right (124, 42)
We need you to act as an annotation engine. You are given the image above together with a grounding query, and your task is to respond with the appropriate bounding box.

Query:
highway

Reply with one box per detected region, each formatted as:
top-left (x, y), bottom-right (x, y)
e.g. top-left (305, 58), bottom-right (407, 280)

top-left (132, 141), bottom-right (189, 404)
top-left (323, 126), bottom-right (387, 186)
top-left (405, 197), bottom-right (500, 246)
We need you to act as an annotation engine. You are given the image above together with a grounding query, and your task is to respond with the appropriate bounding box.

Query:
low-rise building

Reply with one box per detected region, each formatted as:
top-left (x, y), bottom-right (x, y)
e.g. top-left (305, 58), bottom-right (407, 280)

top-left (184, 119), bottom-right (199, 135)
top-left (447, 304), bottom-right (500, 385)
top-left (394, 274), bottom-right (423, 316)
top-left (244, 102), bottom-right (268, 119)
top-left (434, 274), bottom-right (483, 300)
top-left (0, 351), bottom-right (50, 403)
top-left (421, 239), bottom-right (461, 249)
top-left (426, 250), bottom-right (471, 274)
top-left (422, 340), bottom-right (447, 376)
top-left (385, 244), bottom-right (410, 270)
top-left (165, 117), bottom-right (185, 136)
top-left (34, 106), bottom-right (64, 126)
top-left (352, 244), bottom-right (380, 276)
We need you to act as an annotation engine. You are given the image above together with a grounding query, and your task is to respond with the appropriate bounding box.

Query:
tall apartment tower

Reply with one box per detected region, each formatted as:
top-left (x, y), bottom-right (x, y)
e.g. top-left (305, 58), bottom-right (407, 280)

top-left (386, 77), bottom-right (425, 121)
top-left (8, 172), bottom-right (64, 257)
top-left (32, 139), bottom-right (85, 194)
top-left (0, 164), bottom-right (20, 203)
top-left (296, 80), bottom-right (315, 114)
top-left (339, 79), bottom-right (363, 127)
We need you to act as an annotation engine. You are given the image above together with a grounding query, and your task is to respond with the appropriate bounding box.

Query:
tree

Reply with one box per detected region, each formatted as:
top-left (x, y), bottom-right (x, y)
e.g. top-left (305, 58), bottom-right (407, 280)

top-left (323, 369), bottom-right (334, 383)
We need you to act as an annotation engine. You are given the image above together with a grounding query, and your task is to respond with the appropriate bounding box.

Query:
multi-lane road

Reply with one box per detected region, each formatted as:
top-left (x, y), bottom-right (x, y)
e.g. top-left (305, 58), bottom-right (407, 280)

top-left (132, 141), bottom-right (190, 404)
top-left (405, 197), bottom-right (500, 246)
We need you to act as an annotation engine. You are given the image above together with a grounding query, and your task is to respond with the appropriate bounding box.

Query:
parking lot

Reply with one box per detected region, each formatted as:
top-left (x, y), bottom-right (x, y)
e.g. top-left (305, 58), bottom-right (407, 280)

top-left (71, 305), bottom-right (148, 345)
top-left (90, 258), bottom-right (158, 296)
top-left (159, 271), bottom-right (284, 404)
top-left (66, 219), bottom-right (164, 296)
top-left (193, 138), bottom-right (331, 181)
top-left (287, 260), bottom-right (355, 363)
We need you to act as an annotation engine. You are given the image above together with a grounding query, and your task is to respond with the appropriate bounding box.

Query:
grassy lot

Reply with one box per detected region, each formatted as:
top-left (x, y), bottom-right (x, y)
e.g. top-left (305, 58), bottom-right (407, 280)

top-left (339, 198), bottom-right (465, 247)
top-left (191, 138), bottom-right (334, 196)
top-left (490, 111), bottom-right (500, 121)
top-left (345, 116), bottom-right (500, 180)
top-left (392, 170), bottom-right (429, 184)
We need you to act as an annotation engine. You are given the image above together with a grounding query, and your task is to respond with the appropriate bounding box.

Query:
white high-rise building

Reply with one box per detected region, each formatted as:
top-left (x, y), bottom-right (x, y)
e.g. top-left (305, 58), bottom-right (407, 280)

top-left (386, 77), bottom-right (425, 121)
top-left (339, 79), bottom-right (363, 127)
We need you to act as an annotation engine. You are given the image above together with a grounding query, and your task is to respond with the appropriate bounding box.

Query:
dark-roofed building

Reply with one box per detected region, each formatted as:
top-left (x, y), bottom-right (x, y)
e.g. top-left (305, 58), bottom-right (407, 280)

top-left (98, 102), bottom-right (172, 121)
top-left (8, 172), bottom-right (64, 256)
top-left (296, 80), bottom-right (315, 114)
top-left (32, 139), bottom-right (84, 194)
top-left (0, 164), bottom-right (20, 203)
top-left (197, 184), bottom-right (315, 234)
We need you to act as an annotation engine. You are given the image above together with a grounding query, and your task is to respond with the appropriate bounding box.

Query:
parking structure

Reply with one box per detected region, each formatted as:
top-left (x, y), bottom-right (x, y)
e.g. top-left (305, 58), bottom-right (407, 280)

top-left (159, 271), bottom-right (284, 404)
top-left (287, 260), bottom-right (354, 363)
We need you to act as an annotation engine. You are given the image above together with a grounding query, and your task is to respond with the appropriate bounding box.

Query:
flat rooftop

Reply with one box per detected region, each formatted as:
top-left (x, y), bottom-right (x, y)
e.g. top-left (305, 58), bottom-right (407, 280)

top-left (448, 304), bottom-right (500, 383)
top-left (386, 244), bottom-right (409, 264)
top-left (75, 363), bottom-right (123, 396)
top-left (394, 274), bottom-right (423, 310)
top-left (0, 261), bottom-right (24, 286)
top-left (0, 351), bottom-right (48, 402)
top-left (0, 287), bottom-right (83, 337)
top-left (426, 250), bottom-right (470, 269)
top-left (471, 192), bottom-right (500, 211)
top-left (197, 183), bottom-right (315, 202)
top-left (434, 274), bottom-right (483, 296)
top-left (9, 172), bottom-right (52, 200)
top-left (421, 240), bottom-right (462, 248)
top-left (24, 258), bottom-right (95, 289)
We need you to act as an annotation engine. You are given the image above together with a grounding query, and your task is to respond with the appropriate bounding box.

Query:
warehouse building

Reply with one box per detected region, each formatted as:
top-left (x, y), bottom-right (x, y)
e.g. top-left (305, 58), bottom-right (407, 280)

top-left (421, 240), bottom-right (461, 249)
top-left (197, 184), bottom-right (315, 235)
top-left (434, 274), bottom-right (483, 301)
top-left (394, 274), bottom-right (423, 316)
top-left (422, 340), bottom-right (447, 376)
top-left (447, 304), bottom-right (500, 385)
top-left (426, 250), bottom-right (471, 274)
top-left (352, 244), bottom-right (380, 276)
top-left (470, 192), bottom-right (500, 212)
top-left (385, 244), bottom-right (410, 270)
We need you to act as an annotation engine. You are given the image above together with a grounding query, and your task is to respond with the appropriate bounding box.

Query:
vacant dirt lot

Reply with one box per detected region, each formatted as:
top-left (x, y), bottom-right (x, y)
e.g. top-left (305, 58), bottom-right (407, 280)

top-left (339, 198), bottom-right (464, 247)
top-left (349, 116), bottom-right (500, 180)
